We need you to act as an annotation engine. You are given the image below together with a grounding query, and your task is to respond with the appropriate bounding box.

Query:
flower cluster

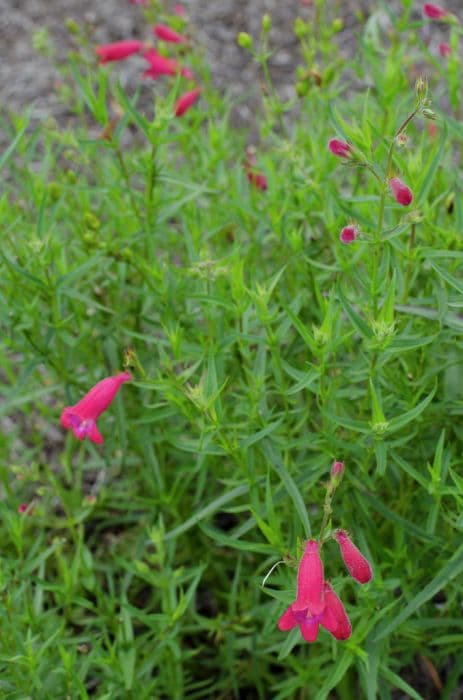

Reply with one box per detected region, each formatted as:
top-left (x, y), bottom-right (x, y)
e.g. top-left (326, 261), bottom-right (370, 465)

top-left (278, 461), bottom-right (373, 644)
top-left (278, 531), bottom-right (372, 644)
top-left (96, 6), bottom-right (201, 118)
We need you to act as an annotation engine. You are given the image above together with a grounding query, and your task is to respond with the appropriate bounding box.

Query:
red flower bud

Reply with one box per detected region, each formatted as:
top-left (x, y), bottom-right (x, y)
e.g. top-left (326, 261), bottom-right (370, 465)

top-left (423, 3), bottom-right (448, 20)
top-left (153, 24), bottom-right (188, 44)
top-left (246, 170), bottom-right (268, 191)
top-left (389, 177), bottom-right (413, 206)
top-left (330, 461), bottom-right (345, 477)
top-left (328, 139), bottom-right (351, 158)
top-left (438, 42), bottom-right (451, 57)
top-left (339, 225), bottom-right (358, 244)
top-left (334, 530), bottom-right (373, 584)
top-left (96, 40), bottom-right (143, 64)
top-left (175, 88), bottom-right (201, 117)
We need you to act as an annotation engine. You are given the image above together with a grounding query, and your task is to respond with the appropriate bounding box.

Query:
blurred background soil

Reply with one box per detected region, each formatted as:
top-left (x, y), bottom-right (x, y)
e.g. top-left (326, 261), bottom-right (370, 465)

top-left (2, 0), bottom-right (457, 134)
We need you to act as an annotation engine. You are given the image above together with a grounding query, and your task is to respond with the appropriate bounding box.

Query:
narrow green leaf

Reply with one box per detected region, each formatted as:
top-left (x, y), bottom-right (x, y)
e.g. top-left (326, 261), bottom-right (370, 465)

top-left (373, 540), bottom-right (463, 641)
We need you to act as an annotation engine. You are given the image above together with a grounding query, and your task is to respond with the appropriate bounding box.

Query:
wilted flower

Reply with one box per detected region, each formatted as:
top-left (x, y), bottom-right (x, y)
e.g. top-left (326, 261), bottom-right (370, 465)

top-left (328, 138), bottom-right (351, 158)
top-left (339, 225), bottom-right (358, 244)
top-left (423, 3), bottom-right (449, 20)
top-left (175, 87), bottom-right (201, 116)
top-left (60, 372), bottom-right (131, 444)
top-left (389, 177), bottom-right (413, 206)
top-left (96, 40), bottom-right (144, 64)
top-left (334, 529), bottom-right (373, 584)
top-left (278, 582), bottom-right (351, 643)
top-left (153, 23), bottom-right (188, 44)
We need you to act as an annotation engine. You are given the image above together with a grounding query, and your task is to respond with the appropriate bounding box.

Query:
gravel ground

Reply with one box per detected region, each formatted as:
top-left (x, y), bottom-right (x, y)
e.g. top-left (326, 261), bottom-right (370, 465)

top-left (0, 0), bottom-right (460, 134)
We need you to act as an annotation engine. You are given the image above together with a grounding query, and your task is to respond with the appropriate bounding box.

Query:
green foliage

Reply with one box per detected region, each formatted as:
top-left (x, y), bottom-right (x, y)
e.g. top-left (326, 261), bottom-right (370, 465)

top-left (1, 0), bottom-right (463, 697)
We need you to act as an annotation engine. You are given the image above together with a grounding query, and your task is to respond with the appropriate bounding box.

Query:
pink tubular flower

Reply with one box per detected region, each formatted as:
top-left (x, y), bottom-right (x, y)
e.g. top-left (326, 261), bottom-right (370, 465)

top-left (174, 3), bottom-right (187, 16)
top-left (60, 372), bottom-right (131, 444)
top-left (153, 23), bottom-right (187, 44)
top-left (292, 539), bottom-right (324, 615)
top-left (142, 49), bottom-right (194, 79)
top-left (328, 138), bottom-right (351, 158)
top-left (334, 529), bottom-right (373, 584)
top-left (438, 42), bottom-right (452, 57)
top-left (175, 87), bottom-right (201, 117)
top-left (278, 582), bottom-right (351, 643)
top-left (331, 460), bottom-right (345, 477)
top-left (339, 225), bottom-right (358, 244)
top-left (423, 3), bottom-right (448, 20)
top-left (96, 40), bottom-right (144, 64)
top-left (246, 170), bottom-right (268, 191)
top-left (389, 177), bottom-right (413, 206)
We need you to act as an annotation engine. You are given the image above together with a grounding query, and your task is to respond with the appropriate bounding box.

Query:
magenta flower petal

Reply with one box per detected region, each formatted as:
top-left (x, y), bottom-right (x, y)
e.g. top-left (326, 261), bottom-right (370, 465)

top-left (277, 606), bottom-right (298, 631)
top-left (293, 539), bottom-right (324, 615)
top-left (96, 40), bottom-right (143, 64)
top-left (438, 42), bottom-right (451, 57)
top-left (334, 529), bottom-right (373, 584)
top-left (299, 616), bottom-right (320, 643)
top-left (320, 583), bottom-right (352, 640)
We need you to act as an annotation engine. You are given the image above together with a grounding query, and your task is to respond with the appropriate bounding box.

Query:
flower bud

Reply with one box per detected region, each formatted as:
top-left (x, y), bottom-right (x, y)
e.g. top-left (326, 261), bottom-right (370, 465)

top-left (262, 13), bottom-right (272, 32)
top-left (389, 177), bottom-right (413, 206)
top-left (423, 3), bottom-right (449, 20)
top-left (439, 42), bottom-right (451, 57)
top-left (339, 225), bottom-right (358, 244)
top-left (237, 32), bottom-right (253, 49)
top-left (334, 530), bottom-right (373, 584)
top-left (422, 108), bottom-right (437, 120)
top-left (328, 139), bottom-right (351, 158)
top-left (330, 461), bottom-right (345, 477)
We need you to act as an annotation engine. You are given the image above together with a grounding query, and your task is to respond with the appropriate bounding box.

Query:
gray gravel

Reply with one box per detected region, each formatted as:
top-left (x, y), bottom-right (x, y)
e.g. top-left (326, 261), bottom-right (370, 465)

top-left (0, 0), bottom-right (460, 132)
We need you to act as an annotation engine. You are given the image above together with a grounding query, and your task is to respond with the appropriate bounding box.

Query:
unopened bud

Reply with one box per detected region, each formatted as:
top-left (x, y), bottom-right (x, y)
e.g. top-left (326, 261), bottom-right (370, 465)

top-left (331, 461), bottom-right (345, 477)
top-left (332, 18), bottom-right (343, 32)
top-left (262, 13), bottom-right (271, 32)
top-left (237, 32), bottom-right (253, 49)
top-left (415, 75), bottom-right (428, 101)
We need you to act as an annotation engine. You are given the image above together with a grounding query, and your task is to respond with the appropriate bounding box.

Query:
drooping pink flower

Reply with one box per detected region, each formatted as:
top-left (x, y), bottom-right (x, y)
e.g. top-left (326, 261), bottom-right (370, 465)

top-left (246, 170), bottom-right (268, 191)
top-left (278, 582), bottom-right (351, 643)
top-left (339, 225), bottom-right (358, 244)
top-left (96, 40), bottom-right (144, 64)
top-left (423, 3), bottom-right (448, 20)
top-left (292, 539), bottom-right (324, 615)
top-left (174, 3), bottom-right (187, 16)
top-left (334, 529), bottom-right (373, 584)
top-left (175, 87), bottom-right (201, 116)
top-left (389, 177), bottom-right (413, 206)
top-left (60, 372), bottom-right (131, 444)
top-left (18, 503), bottom-right (31, 514)
top-left (438, 42), bottom-right (452, 57)
top-left (142, 49), bottom-right (194, 80)
top-left (328, 138), bottom-right (351, 158)
top-left (153, 23), bottom-right (187, 44)
top-left (331, 460), bottom-right (345, 477)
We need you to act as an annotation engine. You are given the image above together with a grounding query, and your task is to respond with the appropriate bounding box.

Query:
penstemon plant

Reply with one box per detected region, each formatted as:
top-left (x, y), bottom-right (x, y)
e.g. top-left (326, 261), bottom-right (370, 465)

top-left (1, 1), bottom-right (463, 698)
